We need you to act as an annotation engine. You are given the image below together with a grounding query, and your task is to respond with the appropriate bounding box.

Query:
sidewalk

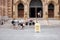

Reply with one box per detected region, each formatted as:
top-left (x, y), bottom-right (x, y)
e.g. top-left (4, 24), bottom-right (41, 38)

top-left (0, 19), bottom-right (60, 29)
top-left (38, 20), bottom-right (60, 25)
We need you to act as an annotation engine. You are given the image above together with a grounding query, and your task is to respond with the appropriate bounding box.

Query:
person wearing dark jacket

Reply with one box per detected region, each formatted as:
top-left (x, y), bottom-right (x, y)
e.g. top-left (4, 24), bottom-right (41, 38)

top-left (11, 20), bottom-right (15, 26)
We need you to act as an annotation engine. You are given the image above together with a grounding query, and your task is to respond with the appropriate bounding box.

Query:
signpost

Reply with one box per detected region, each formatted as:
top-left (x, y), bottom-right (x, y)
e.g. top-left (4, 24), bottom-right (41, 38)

top-left (35, 7), bottom-right (41, 32)
top-left (35, 22), bottom-right (40, 32)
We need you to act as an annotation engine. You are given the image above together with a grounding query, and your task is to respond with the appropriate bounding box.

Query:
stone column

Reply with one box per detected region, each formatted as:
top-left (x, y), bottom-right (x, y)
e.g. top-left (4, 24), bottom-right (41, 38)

top-left (7, 0), bottom-right (12, 18)
top-left (0, 0), bottom-right (2, 16)
top-left (1, 0), bottom-right (3, 16)
top-left (0, 7), bottom-right (2, 16)
top-left (43, 3), bottom-right (48, 19)
top-left (2, 0), bottom-right (6, 16)
top-left (24, 3), bottom-right (28, 20)
top-left (1, 0), bottom-right (8, 16)
top-left (27, 3), bottom-right (29, 18)
top-left (54, 4), bottom-right (59, 19)
top-left (13, 4), bottom-right (18, 19)
top-left (13, 5), bottom-right (16, 19)
top-left (5, 0), bottom-right (8, 16)
top-left (13, 0), bottom-right (15, 18)
top-left (15, 5), bottom-right (18, 18)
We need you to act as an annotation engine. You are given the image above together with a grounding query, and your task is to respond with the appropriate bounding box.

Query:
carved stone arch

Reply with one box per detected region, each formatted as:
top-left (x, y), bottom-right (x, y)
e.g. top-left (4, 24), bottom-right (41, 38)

top-left (29, 0), bottom-right (43, 5)
top-left (47, 0), bottom-right (59, 18)
top-left (15, 0), bottom-right (24, 6)
top-left (48, 3), bottom-right (54, 18)
top-left (13, 0), bottom-right (25, 18)
top-left (48, 1), bottom-right (57, 6)
top-left (29, 0), bottom-right (43, 18)
top-left (17, 1), bottom-right (24, 18)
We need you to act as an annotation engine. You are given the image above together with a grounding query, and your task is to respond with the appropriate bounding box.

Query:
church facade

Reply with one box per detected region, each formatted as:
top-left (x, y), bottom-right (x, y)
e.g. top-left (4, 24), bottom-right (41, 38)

top-left (0, 0), bottom-right (60, 19)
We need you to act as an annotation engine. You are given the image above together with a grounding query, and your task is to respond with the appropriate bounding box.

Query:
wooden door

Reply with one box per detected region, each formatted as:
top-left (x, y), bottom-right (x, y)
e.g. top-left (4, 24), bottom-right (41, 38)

top-left (18, 9), bottom-right (24, 18)
top-left (48, 10), bottom-right (54, 18)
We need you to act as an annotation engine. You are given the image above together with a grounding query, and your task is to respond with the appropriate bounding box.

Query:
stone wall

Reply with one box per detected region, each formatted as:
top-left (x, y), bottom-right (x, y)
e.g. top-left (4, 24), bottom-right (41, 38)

top-left (0, 0), bottom-right (59, 19)
top-left (13, 0), bottom-right (59, 19)
top-left (0, 0), bottom-right (2, 16)
top-left (0, 0), bottom-right (12, 18)
top-left (7, 0), bottom-right (12, 18)
top-left (58, 0), bottom-right (60, 18)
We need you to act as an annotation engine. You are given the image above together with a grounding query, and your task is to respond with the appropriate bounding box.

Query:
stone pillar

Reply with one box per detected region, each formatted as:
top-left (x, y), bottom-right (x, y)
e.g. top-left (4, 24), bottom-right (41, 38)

top-left (13, 4), bottom-right (18, 19)
top-left (43, 3), bottom-right (48, 19)
top-left (15, 5), bottom-right (18, 18)
top-left (0, 7), bottom-right (2, 16)
top-left (24, 4), bottom-right (28, 20)
top-left (2, 0), bottom-right (3, 16)
top-left (27, 3), bottom-right (29, 18)
top-left (2, 0), bottom-right (7, 16)
top-left (54, 4), bottom-right (59, 19)
top-left (5, 0), bottom-right (8, 16)
top-left (13, 5), bottom-right (15, 18)
top-left (13, 0), bottom-right (16, 18)
top-left (1, 0), bottom-right (8, 16)
top-left (0, 0), bottom-right (2, 16)
top-left (7, 0), bottom-right (12, 18)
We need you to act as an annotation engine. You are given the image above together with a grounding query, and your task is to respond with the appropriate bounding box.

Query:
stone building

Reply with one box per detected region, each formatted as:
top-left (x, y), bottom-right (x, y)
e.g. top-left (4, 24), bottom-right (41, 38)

top-left (0, 0), bottom-right (60, 19)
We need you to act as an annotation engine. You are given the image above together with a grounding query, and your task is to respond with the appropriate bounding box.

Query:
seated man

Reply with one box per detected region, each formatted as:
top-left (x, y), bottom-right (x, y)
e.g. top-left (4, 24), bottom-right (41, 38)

top-left (11, 19), bottom-right (19, 30)
top-left (25, 19), bottom-right (35, 26)
top-left (18, 19), bottom-right (25, 29)
top-left (0, 19), bottom-right (4, 25)
top-left (11, 20), bottom-right (15, 26)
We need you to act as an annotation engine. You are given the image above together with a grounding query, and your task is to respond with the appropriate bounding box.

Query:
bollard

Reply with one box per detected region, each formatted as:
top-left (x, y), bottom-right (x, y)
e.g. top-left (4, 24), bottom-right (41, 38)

top-left (35, 22), bottom-right (41, 33)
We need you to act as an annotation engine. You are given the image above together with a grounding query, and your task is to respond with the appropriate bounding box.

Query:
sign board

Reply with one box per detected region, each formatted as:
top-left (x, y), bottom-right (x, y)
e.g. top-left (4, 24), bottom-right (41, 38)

top-left (35, 22), bottom-right (40, 32)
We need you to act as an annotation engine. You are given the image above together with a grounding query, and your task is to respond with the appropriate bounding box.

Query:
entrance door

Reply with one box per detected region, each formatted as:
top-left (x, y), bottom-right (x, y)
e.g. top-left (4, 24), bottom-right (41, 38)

top-left (37, 8), bottom-right (43, 18)
top-left (18, 9), bottom-right (24, 18)
top-left (18, 3), bottom-right (24, 18)
top-left (30, 8), bottom-right (35, 18)
top-left (29, 0), bottom-right (43, 18)
top-left (48, 3), bottom-right (54, 18)
top-left (48, 10), bottom-right (54, 18)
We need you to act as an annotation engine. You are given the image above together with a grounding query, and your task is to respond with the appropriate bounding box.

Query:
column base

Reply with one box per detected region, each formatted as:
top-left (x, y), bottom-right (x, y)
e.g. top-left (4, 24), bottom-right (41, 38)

top-left (43, 15), bottom-right (48, 20)
top-left (54, 16), bottom-right (59, 20)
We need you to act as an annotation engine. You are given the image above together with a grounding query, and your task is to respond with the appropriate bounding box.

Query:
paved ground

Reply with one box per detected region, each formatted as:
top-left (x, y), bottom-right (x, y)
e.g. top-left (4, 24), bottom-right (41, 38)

top-left (0, 19), bottom-right (60, 40)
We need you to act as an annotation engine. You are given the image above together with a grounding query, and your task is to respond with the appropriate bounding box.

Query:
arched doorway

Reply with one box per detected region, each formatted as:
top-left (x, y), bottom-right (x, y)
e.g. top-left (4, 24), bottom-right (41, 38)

top-left (29, 0), bottom-right (43, 18)
top-left (48, 3), bottom-right (54, 18)
top-left (18, 3), bottom-right (24, 18)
